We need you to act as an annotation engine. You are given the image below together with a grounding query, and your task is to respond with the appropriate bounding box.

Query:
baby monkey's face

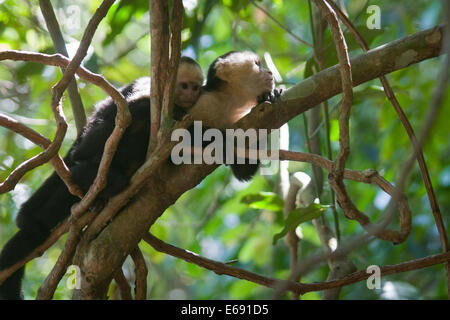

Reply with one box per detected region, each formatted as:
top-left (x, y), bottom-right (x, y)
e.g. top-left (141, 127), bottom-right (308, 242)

top-left (174, 64), bottom-right (204, 109)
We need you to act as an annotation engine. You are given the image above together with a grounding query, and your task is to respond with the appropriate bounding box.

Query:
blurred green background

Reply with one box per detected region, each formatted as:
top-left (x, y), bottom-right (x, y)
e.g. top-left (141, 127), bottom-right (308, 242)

top-left (0, 0), bottom-right (449, 299)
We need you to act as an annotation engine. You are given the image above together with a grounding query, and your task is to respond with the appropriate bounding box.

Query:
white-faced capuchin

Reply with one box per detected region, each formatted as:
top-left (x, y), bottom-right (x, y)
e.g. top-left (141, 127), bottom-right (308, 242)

top-left (0, 56), bottom-right (204, 300)
top-left (187, 50), bottom-right (280, 181)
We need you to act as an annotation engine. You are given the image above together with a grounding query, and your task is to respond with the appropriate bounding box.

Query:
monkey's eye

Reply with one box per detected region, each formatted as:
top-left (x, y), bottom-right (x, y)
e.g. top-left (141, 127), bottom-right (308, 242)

top-left (181, 82), bottom-right (188, 89)
top-left (193, 85), bottom-right (200, 91)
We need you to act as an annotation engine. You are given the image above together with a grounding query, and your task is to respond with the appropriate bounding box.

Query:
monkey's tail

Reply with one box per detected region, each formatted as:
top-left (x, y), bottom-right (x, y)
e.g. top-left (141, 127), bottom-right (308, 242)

top-left (0, 228), bottom-right (49, 300)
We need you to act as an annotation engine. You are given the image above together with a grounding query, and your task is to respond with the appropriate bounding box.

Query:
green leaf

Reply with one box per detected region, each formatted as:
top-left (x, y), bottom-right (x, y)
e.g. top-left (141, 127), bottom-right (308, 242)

top-left (272, 204), bottom-right (328, 245)
top-left (240, 192), bottom-right (284, 212)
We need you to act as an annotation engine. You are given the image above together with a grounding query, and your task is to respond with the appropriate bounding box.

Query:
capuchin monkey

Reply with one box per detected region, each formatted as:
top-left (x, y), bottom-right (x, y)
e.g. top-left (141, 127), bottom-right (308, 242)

top-left (187, 50), bottom-right (279, 181)
top-left (0, 56), bottom-right (204, 300)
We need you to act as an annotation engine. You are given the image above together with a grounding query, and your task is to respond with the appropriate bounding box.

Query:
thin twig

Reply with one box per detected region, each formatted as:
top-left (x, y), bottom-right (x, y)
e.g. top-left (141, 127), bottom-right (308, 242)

top-left (297, 250), bottom-right (450, 294)
top-left (161, 0), bottom-right (183, 122)
top-left (39, 0), bottom-right (86, 134)
top-left (250, 0), bottom-right (313, 48)
top-left (36, 219), bottom-right (85, 300)
top-left (143, 233), bottom-right (450, 297)
top-left (279, 149), bottom-right (411, 243)
top-left (130, 247), bottom-right (148, 300)
top-left (114, 268), bottom-right (133, 300)
top-left (308, 0), bottom-right (340, 242)
top-left (0, 113), bottom-right (83, 197)
top-left (148, 0), bottom-right (169, 155)
top-left (143, 233), bottom-right (305, 295)
top-left (66, 0), bottom-right (130, 220)
top-left (313, 0), bottom-right (353, 176)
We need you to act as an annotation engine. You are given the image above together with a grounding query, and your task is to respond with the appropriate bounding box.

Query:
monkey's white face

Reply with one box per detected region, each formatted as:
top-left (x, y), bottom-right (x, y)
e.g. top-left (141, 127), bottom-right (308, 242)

top-left (188, 51), bottom-right (276, 128)
top-left (215, 51), bottom-right (274, 98)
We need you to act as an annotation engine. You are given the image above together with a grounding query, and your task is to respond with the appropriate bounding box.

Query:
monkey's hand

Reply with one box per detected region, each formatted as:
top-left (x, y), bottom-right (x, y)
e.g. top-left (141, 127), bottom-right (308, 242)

top-left (257, 88), bottom-right (283, 104)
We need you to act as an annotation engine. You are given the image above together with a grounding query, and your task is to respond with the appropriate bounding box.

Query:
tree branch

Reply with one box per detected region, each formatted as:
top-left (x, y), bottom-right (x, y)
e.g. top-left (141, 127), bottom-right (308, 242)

top-left (143, 233), bottom-right (306, 295)
top-left (113, 269), bottom-right (132, 300)
top-left (143, 233), bottom-right (450, 297)
top-left (298, 250), bottom-right (450, 294)
top-left (39, 0), bottom-right (87, 134)
top-left (241, 26), bottom-right (443, 131)
top-left (130, 247), bottom-right (148, 300)
top-left (72, 26), bottom-right (444, 299)
top-left (161, 0), bottom-right (183, 121)
top-left (148, 0), bottom-right (169, 154)
top-left (0, 49), bottom-right (131, 220)
top-left (278, 150), bottom-right (411, 244)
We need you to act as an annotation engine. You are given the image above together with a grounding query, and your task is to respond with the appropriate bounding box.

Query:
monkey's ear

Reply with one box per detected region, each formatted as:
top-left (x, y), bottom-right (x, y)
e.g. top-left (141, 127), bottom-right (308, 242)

top-left (214, 59), bottom-right (232, 82)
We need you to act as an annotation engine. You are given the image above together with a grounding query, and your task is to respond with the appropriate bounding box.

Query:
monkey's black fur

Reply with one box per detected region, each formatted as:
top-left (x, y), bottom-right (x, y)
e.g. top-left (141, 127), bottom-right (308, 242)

top-left (0, 80), bottom-right (151, 300)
